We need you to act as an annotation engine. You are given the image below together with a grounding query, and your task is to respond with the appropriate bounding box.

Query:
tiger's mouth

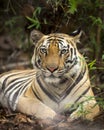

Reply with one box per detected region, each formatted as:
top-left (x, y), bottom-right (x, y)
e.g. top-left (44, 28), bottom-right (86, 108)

top-left (41, 68), bottom-right (66, 83)
top-left (42, 70), bottom-right (60, 78)
top-left (44, 76), bottom-right (61, 83)
top-left (42, 68), bottom-right (66, 76)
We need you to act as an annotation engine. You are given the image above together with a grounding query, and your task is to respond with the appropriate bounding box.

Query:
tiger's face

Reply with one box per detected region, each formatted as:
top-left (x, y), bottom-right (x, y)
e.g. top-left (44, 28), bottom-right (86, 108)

top-left (31, 30), bottom-right (82, 83)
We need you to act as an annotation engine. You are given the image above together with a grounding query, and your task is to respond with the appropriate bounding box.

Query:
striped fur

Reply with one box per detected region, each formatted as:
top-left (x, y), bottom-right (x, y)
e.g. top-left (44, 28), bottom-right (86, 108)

top-left (0, 30), bottom-right (99, 120)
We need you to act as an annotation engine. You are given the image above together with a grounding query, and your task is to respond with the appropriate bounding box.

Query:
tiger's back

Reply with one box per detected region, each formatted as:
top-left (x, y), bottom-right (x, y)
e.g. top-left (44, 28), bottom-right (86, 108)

top-left (0, 29), bottom-right (100, 120)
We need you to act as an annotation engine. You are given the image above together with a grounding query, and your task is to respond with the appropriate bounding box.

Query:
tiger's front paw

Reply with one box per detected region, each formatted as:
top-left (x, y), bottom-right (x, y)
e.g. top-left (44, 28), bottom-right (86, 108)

top-left (36, 107), bottom-right (57, 119)
top-left (69, 111), bottom-right (80, 121)
top-left (43, 109), bottom-right (57, 119)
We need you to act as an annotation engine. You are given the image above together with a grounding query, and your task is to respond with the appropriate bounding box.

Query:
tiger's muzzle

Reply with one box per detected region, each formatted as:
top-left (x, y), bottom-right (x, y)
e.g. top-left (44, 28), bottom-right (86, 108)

top-left (46, 65), bottom-right (58, 73)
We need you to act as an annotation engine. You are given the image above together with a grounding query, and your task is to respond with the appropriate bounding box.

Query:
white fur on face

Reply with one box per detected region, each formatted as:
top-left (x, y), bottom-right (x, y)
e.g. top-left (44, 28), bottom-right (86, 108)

top-left (44, 77), bottom-right (60, 84)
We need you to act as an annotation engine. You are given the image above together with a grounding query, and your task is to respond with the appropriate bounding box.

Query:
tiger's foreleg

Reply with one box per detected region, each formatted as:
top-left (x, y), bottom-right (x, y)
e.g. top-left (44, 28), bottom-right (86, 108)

top-left (17, 96), bottom-right (57, 119)
top-left (70, 99), bottom-right (100, 121)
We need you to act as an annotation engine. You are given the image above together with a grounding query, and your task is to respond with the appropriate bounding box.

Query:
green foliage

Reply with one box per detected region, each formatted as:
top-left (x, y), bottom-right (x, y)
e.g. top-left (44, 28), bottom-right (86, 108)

top-left (67, 0), bottom-right (83, 14)
top-left (102, 54), bottom-right (104, 61)
top-left (26, 0), bottom-right (83, 30)
top-left (26, 7), bottom-right (41, 29)
top-left (67, 0), bottom-right (78, 14)
top-left (26, 16), bottom-right (40, 29)
top-left (88, 59), bottom-right (96, 71)
top-left (5, 17), bottom-right (17, 29)
top-left (66, 96), bottom-right (97, 118)
top-left (89, 16), bottom-right (104, 29)
top-left (96, 97), bottom-right (104, 110)
top-left (4, 16), bottom-right (24, 40)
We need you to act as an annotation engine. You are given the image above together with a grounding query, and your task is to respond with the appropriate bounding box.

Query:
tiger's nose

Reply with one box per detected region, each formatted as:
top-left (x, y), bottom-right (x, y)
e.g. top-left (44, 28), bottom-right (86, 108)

top-left (47, 66), bottom-right (58, 73)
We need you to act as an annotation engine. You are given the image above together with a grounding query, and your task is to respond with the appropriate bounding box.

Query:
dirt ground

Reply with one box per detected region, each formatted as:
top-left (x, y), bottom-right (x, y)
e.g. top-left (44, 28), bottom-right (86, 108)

top-left (0, 107), bottom-right (104, 130)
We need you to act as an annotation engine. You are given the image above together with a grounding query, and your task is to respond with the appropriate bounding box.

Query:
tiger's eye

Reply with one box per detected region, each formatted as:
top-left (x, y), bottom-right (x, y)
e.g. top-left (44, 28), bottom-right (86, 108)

top-left (40, 48), bottom-right (47, 53)
top-left (61, 49), bottom-right (68, 54)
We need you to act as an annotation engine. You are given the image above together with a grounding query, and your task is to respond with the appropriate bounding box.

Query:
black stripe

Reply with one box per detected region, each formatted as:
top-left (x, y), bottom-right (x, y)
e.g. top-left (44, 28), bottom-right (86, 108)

top-left (2, 72), bottom-right (34, 90)
top-left (47, 36), bottom-right (64, 40)
top-left (70, 48), bottom-right (73, 60)
top-left (47, 36), bottom-right (53, 39)
top-left (32, 86), bottom-right (42, 102)
top-left (72, 77), bottom-right (88, 95)
top-left (65, 57), bottom-right (77, 64)
top-left (37, 67), bottom-right (86, 103)
top-left (74, 48), bottom-right (76, 55)
top-left (56, 36), bottom-right (64, 39)
top-left (66, 86), bottom-right (90, 115)
top-left (2, 73), bottom-right (21, 90)
top-left (4, 78), bottom-right (30, 96)
top-left (37, 77), bottom-right (58, 103)
top-left (7, 78), bottom-right (32, 110)
top-left (5, 79), bottom-right (26, 99)
top-left (66, 56), bottom-right (77, 65)
top-left (66, 60), bottom-right (73, 64)
top-left (57, 39), bottom-right (64, 45)
top-left (69, 58), bottom-right (78, 68)
top-left (60, 68), bottom-right (86, 100)
top-left (75, 86), bottom-right (90, 103)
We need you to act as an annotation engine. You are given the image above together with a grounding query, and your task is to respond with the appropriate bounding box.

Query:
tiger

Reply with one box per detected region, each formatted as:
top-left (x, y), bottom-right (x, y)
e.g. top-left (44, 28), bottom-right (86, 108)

top-left (0, 29), bottom-right (99, 121)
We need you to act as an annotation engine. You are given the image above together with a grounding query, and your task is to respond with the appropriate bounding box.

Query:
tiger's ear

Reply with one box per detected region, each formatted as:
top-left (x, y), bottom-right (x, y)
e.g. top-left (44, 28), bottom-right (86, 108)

top-left (30, 30), bottom-right (44, 45)
top-left (70, 28), bottom-right (83, 43)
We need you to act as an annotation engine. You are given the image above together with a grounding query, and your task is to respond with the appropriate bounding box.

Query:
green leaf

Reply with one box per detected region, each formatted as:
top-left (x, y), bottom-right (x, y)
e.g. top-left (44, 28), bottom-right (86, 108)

top-left (44, 19), bottom-right (47, 24)
top-left (88, 59), bottom-right (96, 70)
top-left (68, 0), bottom-right (78, 14)
top-left (89, 16), bottom-right (103, 26)
top-left (27, 24), bottom-right (36, 29)
top-left (33, 7), bottom-right (41, 18)
top-left (26, 16), bottom-right (40, 29)
top-left (26, 16), bottom-right (36, 23)
top-left (102, 54), bottom-right (104, 60)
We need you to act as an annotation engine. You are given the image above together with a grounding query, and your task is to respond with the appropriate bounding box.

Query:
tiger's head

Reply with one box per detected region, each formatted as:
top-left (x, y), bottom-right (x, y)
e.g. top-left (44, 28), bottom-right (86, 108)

top-left (31, 29), bottom-right (83, 83)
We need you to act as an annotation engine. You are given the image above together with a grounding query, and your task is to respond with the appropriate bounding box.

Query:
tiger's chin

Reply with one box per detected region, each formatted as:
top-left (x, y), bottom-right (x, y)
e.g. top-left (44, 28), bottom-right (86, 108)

top-left (44, 77), bottom-right (60, 84)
